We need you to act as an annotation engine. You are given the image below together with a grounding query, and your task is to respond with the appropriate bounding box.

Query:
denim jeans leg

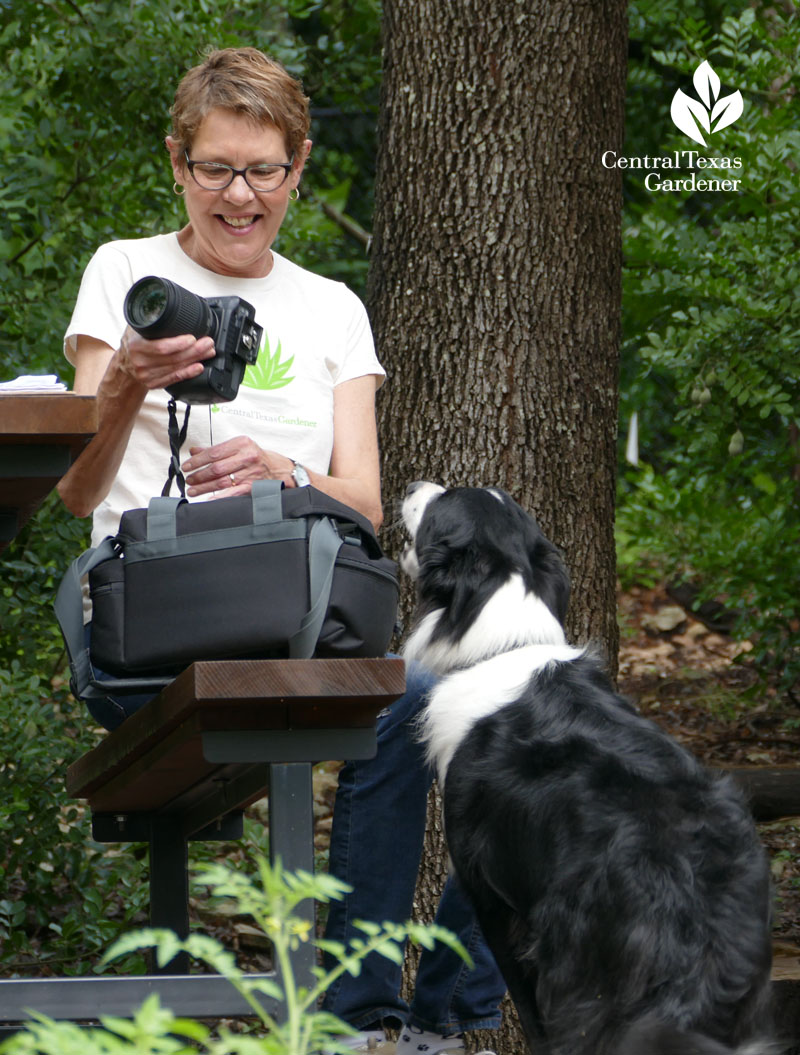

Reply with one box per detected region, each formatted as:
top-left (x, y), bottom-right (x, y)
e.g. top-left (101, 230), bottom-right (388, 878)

top-left (409, 873), bottom-right (506, 1033)
top-left (82, 623), bottom-right (157, 730)
top-left (321, 661), bottom-right (436, 1029)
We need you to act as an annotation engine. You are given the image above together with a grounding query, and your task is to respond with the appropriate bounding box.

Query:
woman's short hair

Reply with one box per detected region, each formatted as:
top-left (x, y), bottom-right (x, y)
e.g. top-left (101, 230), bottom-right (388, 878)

top-left (170, 47), bottom-right (310, 158)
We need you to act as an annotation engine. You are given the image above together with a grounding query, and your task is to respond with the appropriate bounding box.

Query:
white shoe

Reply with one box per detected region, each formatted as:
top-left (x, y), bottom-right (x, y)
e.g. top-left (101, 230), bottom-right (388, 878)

top-left (327, 1030), bottom-right (395, 1053)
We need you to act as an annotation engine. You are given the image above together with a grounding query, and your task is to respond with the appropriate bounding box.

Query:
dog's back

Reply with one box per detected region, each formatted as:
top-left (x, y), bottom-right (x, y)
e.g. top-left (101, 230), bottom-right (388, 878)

top-left (440, 654), bottom-right (774, 1055)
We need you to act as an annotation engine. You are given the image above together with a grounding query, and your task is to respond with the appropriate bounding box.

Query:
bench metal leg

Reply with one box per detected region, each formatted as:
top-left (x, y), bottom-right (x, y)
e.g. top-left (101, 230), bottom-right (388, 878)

top-left (148, 817), bottom-right (190, 974)
top-left (268, 763), bottom-right (315, 997)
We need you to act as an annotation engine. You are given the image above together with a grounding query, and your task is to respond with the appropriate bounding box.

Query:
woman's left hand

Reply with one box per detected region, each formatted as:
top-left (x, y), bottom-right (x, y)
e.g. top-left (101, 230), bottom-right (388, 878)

top-left (182, 437), bottom-right (294, 497)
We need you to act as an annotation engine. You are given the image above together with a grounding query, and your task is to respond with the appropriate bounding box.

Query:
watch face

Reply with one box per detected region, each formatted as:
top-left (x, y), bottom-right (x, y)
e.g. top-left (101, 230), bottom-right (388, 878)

top-left (293, 462), bottom-right (311, 487)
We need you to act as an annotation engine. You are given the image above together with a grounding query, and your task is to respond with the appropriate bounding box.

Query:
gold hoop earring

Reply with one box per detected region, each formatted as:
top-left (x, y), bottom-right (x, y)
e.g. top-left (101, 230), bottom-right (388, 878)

top-left (290, 187), bottom-right (300, 202)
top-left (173, 182), bottom-right (185, 197)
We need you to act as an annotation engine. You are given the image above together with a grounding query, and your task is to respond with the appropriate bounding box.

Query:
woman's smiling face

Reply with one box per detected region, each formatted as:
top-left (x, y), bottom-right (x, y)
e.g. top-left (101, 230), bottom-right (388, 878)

top-left (168, 108), bottom-right (309, 278)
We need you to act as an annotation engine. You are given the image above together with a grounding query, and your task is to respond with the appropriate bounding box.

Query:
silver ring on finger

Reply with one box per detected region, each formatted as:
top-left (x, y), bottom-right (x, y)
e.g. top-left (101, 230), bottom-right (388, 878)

top-left (229, 473), bottom-right (235, 486)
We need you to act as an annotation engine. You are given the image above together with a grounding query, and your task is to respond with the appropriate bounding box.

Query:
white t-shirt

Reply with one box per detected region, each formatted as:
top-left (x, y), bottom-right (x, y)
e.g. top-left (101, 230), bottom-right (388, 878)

top-left (65, 232), bottom-right (384, 548)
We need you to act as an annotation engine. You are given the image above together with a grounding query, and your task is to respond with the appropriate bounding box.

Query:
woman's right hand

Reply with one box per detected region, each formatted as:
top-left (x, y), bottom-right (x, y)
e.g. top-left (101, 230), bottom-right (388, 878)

top-left (58, 329), bottom-right (215, 517)
top-left (116, 325), bottom-right (215, 392)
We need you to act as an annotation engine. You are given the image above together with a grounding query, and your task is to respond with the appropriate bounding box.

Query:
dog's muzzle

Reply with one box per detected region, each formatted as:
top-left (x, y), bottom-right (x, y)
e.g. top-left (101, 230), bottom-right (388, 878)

top-left (402, 481), bottom-right (445, 539)
top-left (400, 481), bottom-right (445, 579)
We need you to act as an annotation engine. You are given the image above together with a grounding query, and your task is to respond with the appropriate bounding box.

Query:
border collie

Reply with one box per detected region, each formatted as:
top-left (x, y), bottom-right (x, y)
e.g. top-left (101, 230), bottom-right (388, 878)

top-left (401, 482), bottom-right (775, 1055)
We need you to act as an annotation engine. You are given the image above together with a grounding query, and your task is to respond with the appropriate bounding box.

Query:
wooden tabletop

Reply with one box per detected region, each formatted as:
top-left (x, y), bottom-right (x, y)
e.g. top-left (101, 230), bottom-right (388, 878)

top-left (0, 393), bottom-right (97, 550)
top-left (66, 657), bottom-right (407, 815)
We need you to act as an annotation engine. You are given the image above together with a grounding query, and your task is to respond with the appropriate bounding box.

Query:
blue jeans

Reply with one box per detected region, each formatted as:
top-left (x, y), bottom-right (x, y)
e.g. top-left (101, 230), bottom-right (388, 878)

top-left (82, 624), bottom-right (157, 730)
top-left (321, 661), bottom-right (506, 1034)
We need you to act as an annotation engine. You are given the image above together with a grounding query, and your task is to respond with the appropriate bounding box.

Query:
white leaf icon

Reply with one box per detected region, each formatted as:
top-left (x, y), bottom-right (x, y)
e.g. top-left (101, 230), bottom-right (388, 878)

top-left (670, 88), bottom-right (710, 146)
top-left (671, 61), bottom-right (745, 144)
top-left (693, 60), bottom-right (721, 106)
top-left (710, 89), bottom-right (744, 133)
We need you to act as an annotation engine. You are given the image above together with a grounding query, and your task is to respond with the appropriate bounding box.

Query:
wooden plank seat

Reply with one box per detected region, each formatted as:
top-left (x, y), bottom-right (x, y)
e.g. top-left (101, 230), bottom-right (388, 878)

top-left (0, 657), bottom-right (405, 1028)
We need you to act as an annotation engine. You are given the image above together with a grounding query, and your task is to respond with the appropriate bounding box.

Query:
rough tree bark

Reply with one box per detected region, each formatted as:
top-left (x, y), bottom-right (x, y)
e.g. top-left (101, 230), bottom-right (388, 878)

top-left (367, 2), bottom-right (628, 1052)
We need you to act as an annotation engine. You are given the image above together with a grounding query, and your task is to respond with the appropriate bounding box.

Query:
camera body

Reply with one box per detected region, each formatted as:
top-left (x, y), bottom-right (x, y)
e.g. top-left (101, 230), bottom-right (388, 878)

top-left (165, 293), bottom-right (262, 404)
top-left (123, 276), bottom-right (263, 404)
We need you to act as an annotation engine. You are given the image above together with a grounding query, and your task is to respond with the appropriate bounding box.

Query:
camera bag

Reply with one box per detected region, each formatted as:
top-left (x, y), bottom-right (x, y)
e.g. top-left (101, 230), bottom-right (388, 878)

top-left (55, 480), bottom-right (399, 703)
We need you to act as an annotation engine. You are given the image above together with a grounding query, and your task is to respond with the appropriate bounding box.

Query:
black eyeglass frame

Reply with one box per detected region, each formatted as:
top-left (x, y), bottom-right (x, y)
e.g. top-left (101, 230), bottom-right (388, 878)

top-left (183, 150), bottom-right (295, 192)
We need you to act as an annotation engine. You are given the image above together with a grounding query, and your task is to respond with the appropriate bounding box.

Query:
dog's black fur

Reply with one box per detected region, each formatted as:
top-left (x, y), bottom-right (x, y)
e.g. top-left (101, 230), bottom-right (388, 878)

top-left (401, 483), bottom-right (775, 1055)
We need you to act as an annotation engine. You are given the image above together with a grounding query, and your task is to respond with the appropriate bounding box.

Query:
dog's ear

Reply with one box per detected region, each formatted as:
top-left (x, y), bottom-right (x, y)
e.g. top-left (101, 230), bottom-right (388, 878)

top-left (417, 523), bottom-right (489, 588)
top-left (421, 534), bottom-right (497, 632)
top-left (516, 508), bottom-right (570, 627)
top-left (534, 535), bottom-right (570, 626)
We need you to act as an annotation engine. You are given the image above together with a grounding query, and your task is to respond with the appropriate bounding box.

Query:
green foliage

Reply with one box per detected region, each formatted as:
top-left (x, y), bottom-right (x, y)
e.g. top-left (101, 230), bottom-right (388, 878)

top-left (0, 495), bottom-right (88, 667)
top-left (0, 996), bottom-right (206, 1055)
top-left (0, 496), bottom-right (150, 976)
top-left (0, 859), bottom-right (470, 1055)
top-left (619, 3), bottom-right (800, 689)
top-left (289, 0), bottom-right (381, 231)
top-left (0, 679), bottom-right (148, 975)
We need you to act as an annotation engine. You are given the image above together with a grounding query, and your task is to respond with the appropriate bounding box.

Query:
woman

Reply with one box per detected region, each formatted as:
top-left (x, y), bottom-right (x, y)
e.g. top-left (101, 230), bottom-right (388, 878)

top-left (59, 48), bottom-right (381, 541)
top-left (58, 47), bottom-right (504, 1055)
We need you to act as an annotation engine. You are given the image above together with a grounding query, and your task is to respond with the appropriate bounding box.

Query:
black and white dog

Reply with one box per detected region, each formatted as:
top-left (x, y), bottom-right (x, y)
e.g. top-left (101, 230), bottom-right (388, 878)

top-left (401, 482), bottom-right (775, 1055)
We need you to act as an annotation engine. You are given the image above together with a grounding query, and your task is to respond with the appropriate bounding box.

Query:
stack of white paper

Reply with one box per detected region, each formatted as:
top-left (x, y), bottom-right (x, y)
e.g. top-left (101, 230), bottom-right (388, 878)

top-left (0, 375), bottom-right (68, 392)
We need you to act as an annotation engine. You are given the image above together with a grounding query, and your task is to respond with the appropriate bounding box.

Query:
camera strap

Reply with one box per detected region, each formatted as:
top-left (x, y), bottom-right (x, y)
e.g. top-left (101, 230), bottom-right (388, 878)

top-left (162, 398), bottom-right (191, 497)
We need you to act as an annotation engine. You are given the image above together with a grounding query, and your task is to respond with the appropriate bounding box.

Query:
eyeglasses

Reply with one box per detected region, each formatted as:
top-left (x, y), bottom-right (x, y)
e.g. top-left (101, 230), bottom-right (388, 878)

top-left (184, 150), bottom-right (294, 192)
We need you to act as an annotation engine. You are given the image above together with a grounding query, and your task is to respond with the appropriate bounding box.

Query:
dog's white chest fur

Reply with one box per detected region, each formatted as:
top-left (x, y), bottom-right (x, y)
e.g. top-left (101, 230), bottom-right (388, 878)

top-left (404, 573), bottom-right (569, 676)
top-left (418, 644), bottom-right (582, 783)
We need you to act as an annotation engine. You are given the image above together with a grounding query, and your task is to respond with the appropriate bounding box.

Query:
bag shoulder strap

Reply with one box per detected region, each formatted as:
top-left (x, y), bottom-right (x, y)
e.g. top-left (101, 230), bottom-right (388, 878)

top-left (53, 540), bottom-right (117, 701)
top-left (54, 544), bottom-right (116, 692)
top-left (289, 516), bottom-right (344, 659)
top-left (54, 538), bottom-right (173, 702)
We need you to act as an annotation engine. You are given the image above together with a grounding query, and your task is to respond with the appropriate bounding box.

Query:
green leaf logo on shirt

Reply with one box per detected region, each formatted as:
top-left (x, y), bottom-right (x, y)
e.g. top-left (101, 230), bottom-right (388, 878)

top-left (242, 335), bottom-right (295, 391)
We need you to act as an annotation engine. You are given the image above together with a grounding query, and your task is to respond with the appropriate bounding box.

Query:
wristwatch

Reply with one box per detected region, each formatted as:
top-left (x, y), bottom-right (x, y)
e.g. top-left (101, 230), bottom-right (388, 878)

top-left (291, 461), bottom-right (311, 487)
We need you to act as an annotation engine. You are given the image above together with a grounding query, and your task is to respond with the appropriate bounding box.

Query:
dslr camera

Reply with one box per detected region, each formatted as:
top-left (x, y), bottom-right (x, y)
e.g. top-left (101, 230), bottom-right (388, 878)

top-left (123, 276), bottom-right (263, 404)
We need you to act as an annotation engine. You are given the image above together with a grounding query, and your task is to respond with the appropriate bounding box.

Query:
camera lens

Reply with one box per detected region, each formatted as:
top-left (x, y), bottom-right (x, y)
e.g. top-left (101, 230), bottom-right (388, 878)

top-left (129, 278), bottom-right (168, 327)
top-left (124, 276), bottom-right (216, 341)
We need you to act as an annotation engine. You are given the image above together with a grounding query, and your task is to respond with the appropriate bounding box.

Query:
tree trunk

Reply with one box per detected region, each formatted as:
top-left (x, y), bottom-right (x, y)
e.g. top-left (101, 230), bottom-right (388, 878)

top-left (368, 2), bottom-right (628, 1051)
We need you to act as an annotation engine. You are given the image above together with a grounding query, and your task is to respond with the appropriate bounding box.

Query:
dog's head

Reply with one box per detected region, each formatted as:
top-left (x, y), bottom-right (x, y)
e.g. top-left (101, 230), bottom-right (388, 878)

top-left (400, 482), bottom-right (570, 672)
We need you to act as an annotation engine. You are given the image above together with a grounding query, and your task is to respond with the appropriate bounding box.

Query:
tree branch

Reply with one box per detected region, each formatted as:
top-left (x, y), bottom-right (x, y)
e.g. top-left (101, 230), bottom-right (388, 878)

top-left (316, 198), bottom-right (372, 251)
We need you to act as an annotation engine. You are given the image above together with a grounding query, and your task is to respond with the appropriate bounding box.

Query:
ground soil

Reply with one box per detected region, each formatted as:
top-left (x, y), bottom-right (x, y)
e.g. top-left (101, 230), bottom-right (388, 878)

top-left (616, 584), bottom-right (800, 979)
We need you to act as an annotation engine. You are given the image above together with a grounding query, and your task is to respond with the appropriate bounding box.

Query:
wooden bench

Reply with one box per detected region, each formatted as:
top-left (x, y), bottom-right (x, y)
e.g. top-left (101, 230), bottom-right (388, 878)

top-left (0, 657), bottom-right (405, 1027)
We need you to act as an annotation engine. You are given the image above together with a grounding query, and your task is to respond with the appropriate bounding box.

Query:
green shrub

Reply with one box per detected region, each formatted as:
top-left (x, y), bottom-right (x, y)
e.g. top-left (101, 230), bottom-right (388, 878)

top-left (0, 496), bottom-right (145, 974)
top-left (0, 859), bottom-right (469, 1055)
